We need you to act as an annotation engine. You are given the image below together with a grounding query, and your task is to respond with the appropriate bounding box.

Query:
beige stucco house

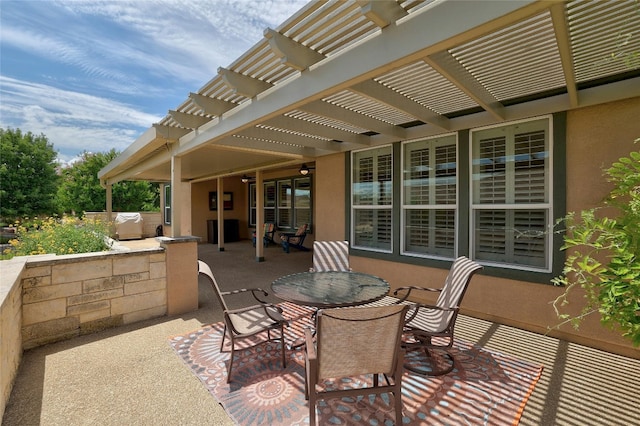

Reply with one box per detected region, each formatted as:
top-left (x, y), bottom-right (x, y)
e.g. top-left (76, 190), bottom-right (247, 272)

top-left (99, 0), bottom-right (640, 357)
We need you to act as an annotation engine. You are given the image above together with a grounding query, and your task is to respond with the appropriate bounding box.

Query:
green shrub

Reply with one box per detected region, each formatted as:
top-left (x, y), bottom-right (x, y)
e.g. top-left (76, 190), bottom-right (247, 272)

top-left (552, 140), bottom-right (640, 346)
top-left (4, 216), bottom-right (112, 258)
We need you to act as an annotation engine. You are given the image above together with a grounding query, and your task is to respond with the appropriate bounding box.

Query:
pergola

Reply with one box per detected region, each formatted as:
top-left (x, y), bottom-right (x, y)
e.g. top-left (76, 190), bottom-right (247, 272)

top-left (99, 0), bottom-right (640, 235)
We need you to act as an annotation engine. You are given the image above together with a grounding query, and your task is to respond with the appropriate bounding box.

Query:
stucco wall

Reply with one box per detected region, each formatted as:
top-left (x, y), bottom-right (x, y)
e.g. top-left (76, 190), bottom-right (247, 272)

top-left (316, 97), bottom-right (640, 357)
top-left (315, 154), bottom-right (347, 241)
top-left (566, 96), bottom-right (640, 212)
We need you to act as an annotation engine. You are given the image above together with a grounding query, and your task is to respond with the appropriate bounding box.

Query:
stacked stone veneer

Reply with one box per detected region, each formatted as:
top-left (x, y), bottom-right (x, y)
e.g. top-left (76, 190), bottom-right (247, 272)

top-left (21, 248), bottom-right (166, 349)
top-left (0, 258), bottom-right (24, 420)
top-left (1, 237), bottom-right (199, 419)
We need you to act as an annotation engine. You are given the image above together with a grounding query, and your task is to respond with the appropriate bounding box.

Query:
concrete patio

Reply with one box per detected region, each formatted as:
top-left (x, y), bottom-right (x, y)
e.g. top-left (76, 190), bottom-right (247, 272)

top-left (3, 241), bottom-right (640, 425)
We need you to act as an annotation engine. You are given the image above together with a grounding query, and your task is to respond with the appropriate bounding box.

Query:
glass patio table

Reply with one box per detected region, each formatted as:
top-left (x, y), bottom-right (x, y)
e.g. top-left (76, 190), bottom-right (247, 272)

top-left (271, 271), bottom-right (390, 308)
top-left (271, 271), bottom-right (390, 347)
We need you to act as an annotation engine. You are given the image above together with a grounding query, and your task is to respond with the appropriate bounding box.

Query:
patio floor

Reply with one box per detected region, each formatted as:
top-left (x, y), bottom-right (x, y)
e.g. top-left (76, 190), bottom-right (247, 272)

top-left (3, 241), bottom-right (639, 425)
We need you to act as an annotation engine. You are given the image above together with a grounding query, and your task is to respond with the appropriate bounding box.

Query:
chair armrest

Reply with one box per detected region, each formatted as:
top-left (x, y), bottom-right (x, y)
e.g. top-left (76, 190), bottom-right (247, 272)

top-left (221, 287), bottom-right (269, 303)
top-left (225, 303), bottom-right (284, 321)
top-left (393, 285), bottom-right (442, 302)
top-left (304, 327), bottom-right (316, 359)
top-left (405, 303), bottom-right (458, 322)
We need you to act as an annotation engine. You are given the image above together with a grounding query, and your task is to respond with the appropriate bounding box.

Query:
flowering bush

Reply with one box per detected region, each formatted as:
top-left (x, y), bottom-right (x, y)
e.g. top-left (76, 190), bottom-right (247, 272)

top-left (4, 216), bottom-right (111, 257)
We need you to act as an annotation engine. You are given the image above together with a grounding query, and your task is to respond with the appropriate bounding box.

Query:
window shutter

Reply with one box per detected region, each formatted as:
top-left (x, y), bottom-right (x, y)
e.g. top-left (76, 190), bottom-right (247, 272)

top-left (477, 136), bottom-right (507, 204)
top-left (435, 144), bottom-right (457, 204)
top-left (352, 146), bottom-right (393, 252)
top-left (471, 118), bottom-right (551, 270)
top-left (514, 130), bottom-right (547, 203)
top-left (402, 136), bottom-right (457, 258)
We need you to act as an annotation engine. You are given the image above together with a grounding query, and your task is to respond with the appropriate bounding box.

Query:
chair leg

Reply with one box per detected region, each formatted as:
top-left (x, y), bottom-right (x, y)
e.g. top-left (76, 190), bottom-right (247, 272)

top-left (394, 390), bottom-right (403, 425)
top-left (220, 325), bottom-right (227, 352)
top-left (227, 338), bottom-right (235, 383)
top-left (309, 395), bottom-right (317, 426)
top-left (280, 325), bottom-right (287, 368)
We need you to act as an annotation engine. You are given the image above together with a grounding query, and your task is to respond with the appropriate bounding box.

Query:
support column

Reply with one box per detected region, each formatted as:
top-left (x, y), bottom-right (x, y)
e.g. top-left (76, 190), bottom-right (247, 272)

top-left (158, 236), bottom-right (200, 315)
top-left (255, 170), bottom-right (265, 262)
top-left (170, 156), bottom-right (182, 237)
top-left (105, 184), bottom-right (113, 236)
top-left (217, 177), bottom-right (225, 251)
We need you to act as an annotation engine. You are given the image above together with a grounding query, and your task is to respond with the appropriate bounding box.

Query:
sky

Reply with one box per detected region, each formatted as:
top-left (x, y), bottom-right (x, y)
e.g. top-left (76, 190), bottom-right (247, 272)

top-left (0, 0), bottom-right (308, 165)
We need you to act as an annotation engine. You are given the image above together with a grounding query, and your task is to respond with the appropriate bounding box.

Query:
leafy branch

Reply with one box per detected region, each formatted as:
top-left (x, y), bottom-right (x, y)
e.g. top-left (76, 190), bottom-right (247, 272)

top-left (551, 139), bottom-right (640, 346)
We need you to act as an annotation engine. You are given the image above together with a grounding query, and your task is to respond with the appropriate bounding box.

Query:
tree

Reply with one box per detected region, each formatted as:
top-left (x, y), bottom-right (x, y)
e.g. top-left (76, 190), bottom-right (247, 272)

top-left (57, 149), bottom-right (159, 216)
top-left (0, 128), bottom-right (60, 219)
top-left (552, 139), bottom-right (640, 346)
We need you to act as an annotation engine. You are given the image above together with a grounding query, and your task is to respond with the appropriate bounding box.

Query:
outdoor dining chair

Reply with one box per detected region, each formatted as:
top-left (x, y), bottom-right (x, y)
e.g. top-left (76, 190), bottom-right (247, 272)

top-left (393, 256), bottom-right (482, 375)
top-left (197, 260), bottom-right (288, 382)
top-left (304, 304), bottom-right (408, 426)
top-left (309, 240), bottom-right (351, 272)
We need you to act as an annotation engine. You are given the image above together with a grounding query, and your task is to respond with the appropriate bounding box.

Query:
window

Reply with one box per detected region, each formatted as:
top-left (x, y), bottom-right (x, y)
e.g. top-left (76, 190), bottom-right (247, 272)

top-left (348, 115), bottom-right (559, 278)
top-left (264, 181), bottom-right (276, 224)
top-left (164, 185), bottom-right (171, 225)
top-left (351, 146), bottom-right (393, 252)
top-left (249, 176), bottom-right (312, 230)
top-left (294, 177), bottom-right (311, 228)
top-left (402, 135), bottom-right (457, 259)
top-left (277, 181), bottom-right (292, 227)
top-left (470, 117), bottom-right (552, 271)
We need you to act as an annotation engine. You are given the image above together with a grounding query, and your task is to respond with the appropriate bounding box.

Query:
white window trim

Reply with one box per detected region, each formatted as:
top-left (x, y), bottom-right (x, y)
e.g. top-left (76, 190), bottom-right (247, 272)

top-left (469, 115), bottom-right (554, 273)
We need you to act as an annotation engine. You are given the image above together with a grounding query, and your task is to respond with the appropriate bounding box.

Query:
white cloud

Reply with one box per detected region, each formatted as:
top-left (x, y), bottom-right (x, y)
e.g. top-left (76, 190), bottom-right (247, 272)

top-left (0, 0), bottom-right (309, 163)
top-left (0, 76), bottom-right (160, 161)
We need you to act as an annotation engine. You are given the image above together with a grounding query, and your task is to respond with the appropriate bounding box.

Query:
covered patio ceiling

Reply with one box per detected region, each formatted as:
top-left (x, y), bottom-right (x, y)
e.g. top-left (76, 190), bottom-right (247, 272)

top-left (99, 0), bottom-right (640, 186)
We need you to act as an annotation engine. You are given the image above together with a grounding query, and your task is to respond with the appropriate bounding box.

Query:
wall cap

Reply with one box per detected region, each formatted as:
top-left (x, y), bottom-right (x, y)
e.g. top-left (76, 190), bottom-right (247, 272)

top-left (156, 236), bottom-right (201, 245)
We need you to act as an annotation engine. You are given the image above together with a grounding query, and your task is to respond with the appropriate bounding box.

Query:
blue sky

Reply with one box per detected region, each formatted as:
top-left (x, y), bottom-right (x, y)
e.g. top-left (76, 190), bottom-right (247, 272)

top-left (0, 0), bottom-right (308, 165)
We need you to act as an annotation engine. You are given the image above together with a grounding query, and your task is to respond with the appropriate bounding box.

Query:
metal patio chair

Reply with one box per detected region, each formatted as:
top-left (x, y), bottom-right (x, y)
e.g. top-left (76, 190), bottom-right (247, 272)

top-left (197, 260), bottom-right (287, 382)
top-left (309, 240), bottom-right (351, 272)
top-left (393, 256), bottom-right (483, 376)
top-left (304, 304), bottom-right (408, 426)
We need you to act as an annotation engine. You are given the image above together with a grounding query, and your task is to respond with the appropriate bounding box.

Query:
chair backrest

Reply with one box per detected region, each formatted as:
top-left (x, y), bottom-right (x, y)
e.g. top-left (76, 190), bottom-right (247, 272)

top-left (264, 222), bottom-right (275, 234)
top-left (315, 305), bottom-right (408, 379)
top-left (434, 256), bottom-right (483, 326)
top-left (312, 241), bottom-right (350, 272)
top-left (290, 223), bottom-right (308, 243)
top-left (197, 260), bottom-right (229, 312)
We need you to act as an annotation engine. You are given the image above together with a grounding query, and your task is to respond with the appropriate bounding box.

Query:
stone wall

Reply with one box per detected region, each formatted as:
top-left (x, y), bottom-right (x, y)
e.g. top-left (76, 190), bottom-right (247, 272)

top-left (0, 258), bottom-right (25, 420)
top-left (1, 236), bottom-right (199, 420)
top-left (20, 248), bottom-right (167, 349)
